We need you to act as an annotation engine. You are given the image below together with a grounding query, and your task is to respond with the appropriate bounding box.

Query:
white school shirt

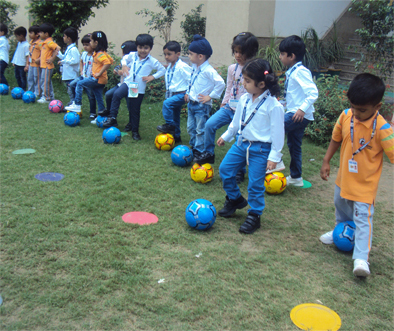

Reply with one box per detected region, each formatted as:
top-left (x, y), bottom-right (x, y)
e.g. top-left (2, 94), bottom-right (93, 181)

top-left (57, 43), bottom-right (80, 80)
top-left (187, 60), bottom-right (225, 106)
top-left (166, 59), bottom-right (192, 93)
top-left (221, 90), bottom-right (285, 163)
top-left (0, 36), bottom-right (10, 63)
top-left (81, 51), bottom-right (93, 78)
top-left (221, 63), bottom-right (247, 110)
top-left (11, 40), bottom-right (29, 66)
top-left (121, 52), bottom-right (165, 94)
top-left (284, 61), bottom-right (318, 121)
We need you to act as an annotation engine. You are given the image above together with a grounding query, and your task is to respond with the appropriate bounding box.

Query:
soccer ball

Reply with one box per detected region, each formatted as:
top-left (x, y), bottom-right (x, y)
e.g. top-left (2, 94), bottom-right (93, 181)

top-left (0, 84), bottom-right (9, 95)
top-left (49, 100), bottom-right (64, 113)
top-left (155, 133), bottom-right (175, 151)
top-left (185, 199), bottom-right (217, 230)
top-left (264, 171), bottom-right (287, 195)
top-left (96, 115), bottom-right (107, 128)
top-left (64, 112), bottom-right (80, 127)
top-left (103, 127), bottom-right (121, 144)
top-left (333, 220), bottom-right (356, 252)
top-left (171, 145), bottom-right (193, 167)
top-left (11, 87), bottom-right (24, 99)
top-left (22, 91), bottom-right (36, 103)
top-left (190, 163), bottom-right (214, 184)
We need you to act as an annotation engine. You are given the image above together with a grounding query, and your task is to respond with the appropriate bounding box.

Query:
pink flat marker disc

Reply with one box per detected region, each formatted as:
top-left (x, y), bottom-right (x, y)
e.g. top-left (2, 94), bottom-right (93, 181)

top-left (122, 211), bottom-right (158, 225)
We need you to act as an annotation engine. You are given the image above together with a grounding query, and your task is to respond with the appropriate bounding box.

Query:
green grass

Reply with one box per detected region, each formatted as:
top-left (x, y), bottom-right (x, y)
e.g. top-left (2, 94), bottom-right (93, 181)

top-left (1, 73), bottom-right (393, 330)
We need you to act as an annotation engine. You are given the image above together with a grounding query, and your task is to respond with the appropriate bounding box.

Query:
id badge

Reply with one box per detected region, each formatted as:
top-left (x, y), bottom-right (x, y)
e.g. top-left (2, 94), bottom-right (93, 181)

top-left (229, 99), bottom-right (238, 109)
top-left (165, 91), bottom-right (171, 99)
top-left (128, 82), bottom-right (139, 98)
top-left (279, 99), bottom-right (287, 110)
top-left (237, 135), bottom-right (243, 146)
top-left (348, 159), bottom-right (358, 173)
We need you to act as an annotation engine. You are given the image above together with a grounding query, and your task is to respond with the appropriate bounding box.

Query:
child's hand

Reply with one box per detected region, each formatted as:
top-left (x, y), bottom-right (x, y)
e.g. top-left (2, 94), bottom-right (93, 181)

top-left (142, 75), bottom-right (154, 83)
top-left (184, 94), bottom-right (189, 103)
top-left (46, 58), bottom-right (53, 64)
top-left (292, 109), bottom-right (305, 122)
top-left (320, 161), bottom-right (330, 181)
top-left (217, 137), bottom-right (225, 146)
top-left (266, 161), bottom-right (277, 172)
top-left (57, 60), bottom-right (61, 65)
top-left (24, 65), bottom-right (29, 72)
top-left (93, 73), bottom-right (100, 78)
top-left (35, 59), bottom-right (40, 65)
top-left (122, 65), bottom-right (129, 77)
top-left (198, 94), bottom-right (211, 104)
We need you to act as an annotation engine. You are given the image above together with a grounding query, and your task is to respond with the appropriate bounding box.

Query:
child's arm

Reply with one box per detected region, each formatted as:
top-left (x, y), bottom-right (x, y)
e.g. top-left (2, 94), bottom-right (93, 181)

top-left (142, 60), bottom-right (166, 82)
top-left (217, 97), bottom-right (243, 145)
top-left (24, 55), bottom-right (29, 72)
top-left (221, 65), bottom-right (235, 107)
top-left (94, 63), bottom-right (111, 78)
top-left (198, 70), bottom-right (225, 104)
top-left (46, 46), bottom-right (60, 64)
top-left (79, 58), bottom-right (83, 75)
top-left (266, 104), bottom-right (285, 171)
top-left (320, 139), bottom-right (341, 181)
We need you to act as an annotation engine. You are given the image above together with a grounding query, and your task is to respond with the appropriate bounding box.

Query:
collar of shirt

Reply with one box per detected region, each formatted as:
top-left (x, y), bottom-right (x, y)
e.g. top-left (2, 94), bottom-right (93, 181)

top-left (244, 90), bottom-right (270, 112)
top-left (286, 61), bottom-right (303, 77)
top-left (197, 60), bottom-right (209, 72)
top-left (353, 110), bottom-right (379, 129)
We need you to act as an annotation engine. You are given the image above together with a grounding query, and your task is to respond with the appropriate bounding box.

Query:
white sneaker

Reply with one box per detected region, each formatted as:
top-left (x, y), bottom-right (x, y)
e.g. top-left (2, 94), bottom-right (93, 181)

top-left (90, 118), bottom-right (97, 124)
top-left (266, 160), bottom-right (286, 174)
top-left (286, 176), bottom-right (304, 187)
top-left (319, 230), bottom-right (334, 244)
top-left (353, 259), bottom-right (370, 277)
top-left (65, 102), bottom-right (81, 112)
top-left (37, 96), bottom-right (49, 104)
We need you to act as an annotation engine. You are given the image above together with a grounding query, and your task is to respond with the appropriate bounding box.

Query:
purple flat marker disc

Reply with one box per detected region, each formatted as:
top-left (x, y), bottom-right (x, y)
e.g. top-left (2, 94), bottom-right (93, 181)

top-left (35, 172), bottom-right (64, 182)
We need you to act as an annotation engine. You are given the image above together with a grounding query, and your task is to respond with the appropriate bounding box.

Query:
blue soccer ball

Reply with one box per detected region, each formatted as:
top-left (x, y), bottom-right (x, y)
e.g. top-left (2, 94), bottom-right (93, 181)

top-left (0, 83), bottom-right (9, 95)
top-left (96, 115), bottom-right (108, 128)
top-left (11, 87), bottom-right (24, 99)
top-left (333, 220), bottom-right (356, 252)
top-left (64, 112), bottom-right (80, 127)
top-left (185, 199), bottom-right (217, 230)
top-left (171, 145), bottom-right (193, 167)
top-left (102, 127), bottom-right (121, 144)
top-left (22, 91), bottom-right (36, 103)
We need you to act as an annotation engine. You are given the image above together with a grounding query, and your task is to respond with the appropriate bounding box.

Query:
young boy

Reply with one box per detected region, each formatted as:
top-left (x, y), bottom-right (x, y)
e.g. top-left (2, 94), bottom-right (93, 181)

top-left (101, 33), bottom-right (165, 140)
top-left (37, 23), bottom-right (60, 103)
top-left (319, 73), bottom-right (394, 277)
top-left (185, 34), bottom-right (225, 158)
top-left (156, 41), bottom-right (192, 143)
top-left (11, 26), bottom-right (29, 90)
top-left (0, 23), bottom-right (10, 86)
top-left (279, 35), bottom-right (318, 186)
top-left (57, 27), bottom-right (80, 104)
top-left (27, 25), bottom-right (41, 96)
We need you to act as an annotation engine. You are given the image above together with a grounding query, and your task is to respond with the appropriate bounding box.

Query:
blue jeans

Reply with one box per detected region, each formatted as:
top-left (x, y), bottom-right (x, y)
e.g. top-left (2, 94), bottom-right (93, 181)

top-left (285, 111), bottom-right (310, 179)
top-left (70, 77), bottom-right (96, 114)
top-left (15, 65), bottom-right (27, 90)
top-left (75, 77), bottom-right (105, 112)
top-left (187, 101), bottom-right (211, 153)
top-left (0, 60), bottom-right (8, 86)
top-left (162, 93), bottom-right (186, 138)
top-left (219, 141), bottom-right (271, 215)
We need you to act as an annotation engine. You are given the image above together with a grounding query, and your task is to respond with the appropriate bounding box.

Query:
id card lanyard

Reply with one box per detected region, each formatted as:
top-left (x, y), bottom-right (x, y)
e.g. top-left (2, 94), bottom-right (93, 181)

top-left (132, 53), bottom-right (149, 81)
top-left (230, 63), bottom-right (243, 108)
top-left (165, 59), bottom-right (178, 98)
top-left (83, 54), bottom-right (93, 77)
top-left (187, 66), bottom-right (201, 95)
top-left (283, 62), bottom-right (302, 99)
top-left (59, 43), bottom-right (76, 73)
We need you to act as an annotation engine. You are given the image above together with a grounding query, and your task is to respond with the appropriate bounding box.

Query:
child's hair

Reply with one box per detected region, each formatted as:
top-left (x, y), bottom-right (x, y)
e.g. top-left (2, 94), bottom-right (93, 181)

top-left (121, 40), bottom-right (137, 55)
top-left (0, 23), bottom-right (8, 36)
top-left (279, 35), bottom-right (305, 62)
top-left (136, 34), bottom-right (154, 49)
top-left (242, 58), bottom-right (280, 96)
top-left (81, 34), bottom-right (92, 44)
top-left (231, 32), bottom-right (259, 60)
top-left (28, 25), bottom-right (40, 35)
top-left (347, 73), bottom-right (385, 106)
top-left (63, 27), bottom-right (78, 43)
top-left (91, 31), bottom-right (108, 52)
top-left (163, 41), bottom-right (181, 53)
top-left (38, 23), bottom-right (55, 36)
top-left (14, 26), bottom-right (27, 37)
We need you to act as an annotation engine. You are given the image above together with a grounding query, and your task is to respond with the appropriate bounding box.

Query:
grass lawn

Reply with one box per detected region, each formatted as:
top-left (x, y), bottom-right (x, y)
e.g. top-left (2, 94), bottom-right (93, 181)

top-left (1, 74), bottom-right (393, 330)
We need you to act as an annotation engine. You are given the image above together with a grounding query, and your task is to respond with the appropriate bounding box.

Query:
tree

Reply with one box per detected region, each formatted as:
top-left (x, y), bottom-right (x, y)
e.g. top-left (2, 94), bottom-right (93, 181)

top-left (136, 0), bottom-right (179, 43)
top-left (0, 0), bottom-right (19, 35)
top-left (28, 0), bottom-right (109, 49)
top-left (180, 4), bottom-right (206, 54)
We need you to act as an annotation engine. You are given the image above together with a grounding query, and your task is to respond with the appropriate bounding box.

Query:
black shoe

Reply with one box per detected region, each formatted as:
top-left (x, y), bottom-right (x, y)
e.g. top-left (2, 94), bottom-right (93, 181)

top-left (89, 114), bottom-right (97, 119)
top-left (192, 149), bottom-right (202, 159)
top-left (98, 109), bottom-right (110, 116)
top-left (132, 131), bottom-right (141, 140)
top-left (124, 123), bottom-right (133, 132)
top-left (102, 117), bottom-right (118, 128)
top-left (157, 123), bottom-right (175, 135)
top-left (239, 212), bottom-right (261, 234)
top-left (218, 195), bottom-right (248, 218)
top-left (194, 152), bottom-right (215, 164)
top-left (236, 170), bottom-right (245, 184)
top-left (174, 136), bottom-right (182, 143)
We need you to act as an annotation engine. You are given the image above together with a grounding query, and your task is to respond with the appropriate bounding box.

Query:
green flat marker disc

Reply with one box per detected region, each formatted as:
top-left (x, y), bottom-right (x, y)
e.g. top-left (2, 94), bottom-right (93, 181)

top-left (301, 180), bottom-right (312, 189)
top-left (12, 149), bottom-right (36, 154)
top-left (121, 132), bottom-right (128, 137)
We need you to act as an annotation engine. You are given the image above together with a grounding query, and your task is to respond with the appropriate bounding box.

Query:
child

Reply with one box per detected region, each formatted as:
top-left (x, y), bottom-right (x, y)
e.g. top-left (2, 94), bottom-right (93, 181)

top-left (279, 35), bottom-right (318, 186)
top-left (65, 31), bottom-right (113, 117)
top-left (101, 33), bottom-right (165, 140)
top-left (27, 25), bottom-right (41, 96)
top-left (37, 23), bottom-right (60, 103)
top-left (217, 59), bottom-right (284, 234)
top-left (11, 26), bottom-right (29, 90)
top-left (0, 23), bottom-right (10, 86)
top-left (319, 73), bottom-right (393, 277)
top-left (57, 27), bottom-right (80, 104)
top-left (156, 40), bottom-right (192, 143)
top-left (185, 34), bottom-right (225, 157)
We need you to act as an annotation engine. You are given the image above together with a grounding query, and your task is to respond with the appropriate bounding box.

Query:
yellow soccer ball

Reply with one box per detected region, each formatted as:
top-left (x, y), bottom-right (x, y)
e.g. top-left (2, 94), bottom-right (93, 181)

top-left (155, 133), bottom-right (175, 151)
top-left (264, 171), bottom-right (287, 195)
top-left (190, 163), bottom-right (214, 184)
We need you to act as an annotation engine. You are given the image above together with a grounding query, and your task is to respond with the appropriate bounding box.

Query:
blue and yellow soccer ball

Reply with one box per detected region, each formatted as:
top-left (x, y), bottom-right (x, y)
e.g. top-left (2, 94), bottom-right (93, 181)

top-left (102, 127), bottom-right (121, 144)
top-left (171, 145), bottom-right (193, 167)
top-left (64, 112), bottom-right (80, 127)
top-left (11, 87), bottom-right (24, 99)
top-left (264, 172), bottom-right (287, 195)
top-left (96, 115), bottom-right (107, 128)
top-left (0, 84), bottom-right (9, 95)
top-left (22, 91), bottom-right (36, 103)
top-left (333, 220), bottom-right (356, 252)
top-left (190, 163), bottom-right (214, 183)
top-left (185, 199), bottom-right (217, 230)
top-left (155, 133), bottom-right (175, 151)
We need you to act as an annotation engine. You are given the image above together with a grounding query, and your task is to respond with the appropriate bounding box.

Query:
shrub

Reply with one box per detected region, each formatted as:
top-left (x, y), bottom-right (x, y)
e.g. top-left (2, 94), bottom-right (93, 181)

top-left (180, 4), bottom-right (206, 55)
top-left (105, 42), bottom-right (122, 92)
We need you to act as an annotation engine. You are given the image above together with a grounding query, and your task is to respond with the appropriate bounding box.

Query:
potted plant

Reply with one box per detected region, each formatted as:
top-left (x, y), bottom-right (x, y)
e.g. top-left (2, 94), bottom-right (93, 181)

top-left (324, 22), bottom-right (344, 76)
top-left (257, 34), bottom-right (285, 76)
top-left (302, 27), bottom-right (328, 78)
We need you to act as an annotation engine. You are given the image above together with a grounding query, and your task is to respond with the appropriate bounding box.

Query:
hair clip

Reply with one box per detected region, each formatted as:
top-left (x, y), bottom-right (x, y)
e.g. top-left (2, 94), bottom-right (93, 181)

top-left (238, 32), bottom-right (246, 36)
top-left (121, 45), bottom-right (125, 48)
top-left (97, 32), bottom-right (102, 38)
top-left (87, 33), bottom-right (91, 36)
top-left (264, 71), bottom-right (269, 75)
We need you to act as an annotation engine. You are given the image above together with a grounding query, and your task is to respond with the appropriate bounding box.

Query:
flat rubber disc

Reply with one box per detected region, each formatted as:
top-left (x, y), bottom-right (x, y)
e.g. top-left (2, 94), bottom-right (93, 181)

top-left (35, 172), bottom-right (64, 182)
top-left (12, 149), bottom-right (36, 154)
top-left (122, 211), bottom-right (158, 225)
top-left (290, 303), bottom-right (341, 331)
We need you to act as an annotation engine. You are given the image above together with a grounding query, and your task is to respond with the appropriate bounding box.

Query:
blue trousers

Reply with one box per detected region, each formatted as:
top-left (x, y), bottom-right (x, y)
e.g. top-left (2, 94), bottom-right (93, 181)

top-left (285, 111), bottom-right (310, 179)
top-left (219, 141), bottom-right (271, 215)
top-left (14, 65), bottom-right (27, 90)
top-left (70, 76), bottom-right (96, 114)
top-left (187, 101), bottom-right (211, 153)
top-left (0, 60), bottom-right (8, 86)
top-left (27, 66), bottom-right (40, 96)
top-left (162, 93), bottom-right (186, 139)
top-left (75, 77), bottom-right (105, 112)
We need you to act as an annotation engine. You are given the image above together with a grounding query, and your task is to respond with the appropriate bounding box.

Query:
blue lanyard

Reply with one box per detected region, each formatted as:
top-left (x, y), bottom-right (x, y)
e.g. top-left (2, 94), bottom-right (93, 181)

top-left (63, 44), bottom-right (76, 60)
top-left (350, 112), bottom-right (378, 159)
top-left (232, 63), bottom-right (243, 100)
top-left (133, 53), bottom-right (149, 81)
top-left (240, 92), bottom-right (270, 132)
top-left (166, 60), bottom-right (178, 90)
top-left (83, 54), bottom-right (93, 76)
top-left (284, 62), bottom-right (302, 98)
top-left (188, 66), bottom-right (201, 93)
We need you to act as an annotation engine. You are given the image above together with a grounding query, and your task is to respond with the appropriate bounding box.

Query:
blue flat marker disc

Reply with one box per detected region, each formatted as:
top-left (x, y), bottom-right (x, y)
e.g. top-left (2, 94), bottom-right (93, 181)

top-left (12, 149), bottom-right (36, 154)
top-left (35, 172), bottom-right (64, 182)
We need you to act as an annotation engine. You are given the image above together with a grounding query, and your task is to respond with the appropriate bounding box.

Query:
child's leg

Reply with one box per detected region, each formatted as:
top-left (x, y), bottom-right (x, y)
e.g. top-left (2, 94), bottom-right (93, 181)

top-left (187, 102), bottom-right (210, 153)
top-left (128, 94), bottom-right (145, 132)
top-left (35, 67), bottom-right (40, 96)
top-left (0, 60), bottom-right (8, 86)
top-left (187, 102), bottom-right (197, 149)
top-left (161, 93), bottom-right (185, 137)
top-left (64, 79), bottom-right (73, 102)
top-left (334, 185), bottom-right (354, 225)
top-left (109, 83), bottom-right (128, 118)
top-left (20, 66), bottom-right (27, 90)
top-left (85, 87), bottom-right (97, 115)
top-left (68, 77), bottom-right (80, 104)
top-left (41, 68), bottom-right (53, 100)
top-left (352, 202), bottom-right (374, 262)
top-left (27, 67), bottom-right (34, 92)
top-left (105, 85), bottom-right (118, 112)
top-left (90, 84), bottom-right (105, 112)
top-left (14, 65), bottom-right (23, 88)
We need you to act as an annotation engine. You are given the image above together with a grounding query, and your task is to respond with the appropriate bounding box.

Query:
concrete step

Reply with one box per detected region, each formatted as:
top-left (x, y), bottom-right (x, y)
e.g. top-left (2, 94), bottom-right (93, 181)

top-left (347, 38), bottom-right (362, 46)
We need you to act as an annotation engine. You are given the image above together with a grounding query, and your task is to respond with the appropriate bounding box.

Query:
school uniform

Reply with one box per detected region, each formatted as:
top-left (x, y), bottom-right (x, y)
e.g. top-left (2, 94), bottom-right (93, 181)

top-left (0, 35), bottom-right (10, 86)
top-left (57, 43), bottom-right (80, 101)
top-left (11, 40), bottom-right (29, 90)
top-left (38, 37), bottom-right (59, 100)
top-left (27, 38), bottom-right (41, 96)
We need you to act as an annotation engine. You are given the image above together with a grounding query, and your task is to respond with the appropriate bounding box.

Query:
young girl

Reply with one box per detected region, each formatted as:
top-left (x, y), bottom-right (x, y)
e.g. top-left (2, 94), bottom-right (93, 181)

top-left (217, 59), bottom-right (284, 234)
top-left (65, 31), bottom-right (113, 117)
